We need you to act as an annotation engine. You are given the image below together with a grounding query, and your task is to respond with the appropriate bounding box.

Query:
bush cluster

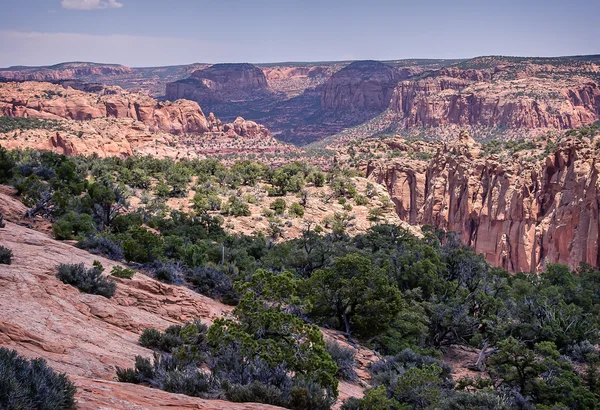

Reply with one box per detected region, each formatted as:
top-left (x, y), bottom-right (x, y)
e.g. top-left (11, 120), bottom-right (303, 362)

top-left (0, 245), bottom-right (12, 264)
top-left (56, 261), bottom-right (116, 298)
top-left (0, 347), bottom-right (76, 410)
top-left (110, 265), bottom-right (135, 279)
top-left (118, 270), bottom-right (338, 409)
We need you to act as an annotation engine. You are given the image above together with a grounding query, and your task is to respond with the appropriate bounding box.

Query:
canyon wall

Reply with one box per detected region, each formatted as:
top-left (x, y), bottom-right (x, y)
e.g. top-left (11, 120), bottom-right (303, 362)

top-left (320, 60), bottom-right (403, 112)
top-left (166, 63), bottom-right (270, 104)
top-left (389, 64), bottom-right (600, 131)
top-left (366, 133), bottom-right (600, 272)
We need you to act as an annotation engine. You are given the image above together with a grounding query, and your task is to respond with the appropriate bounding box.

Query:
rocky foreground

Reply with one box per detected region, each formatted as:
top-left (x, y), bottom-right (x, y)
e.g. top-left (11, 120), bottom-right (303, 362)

top-left (0, 189), bottom-right (376, 409)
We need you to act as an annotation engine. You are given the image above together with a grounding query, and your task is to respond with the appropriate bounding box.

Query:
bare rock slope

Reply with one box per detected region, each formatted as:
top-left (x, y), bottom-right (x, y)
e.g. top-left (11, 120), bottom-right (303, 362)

top-left (0, 194), bottom-right (286, 409)
top-left (0, 189), bottom-right (377, 408)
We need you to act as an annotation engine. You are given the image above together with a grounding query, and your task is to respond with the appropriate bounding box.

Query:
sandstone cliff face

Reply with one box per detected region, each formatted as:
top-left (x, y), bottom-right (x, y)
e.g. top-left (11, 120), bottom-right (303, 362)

top-left (321, 60), bottom-right (403, 112)
top-left (389, 64), bottom-right (600, 131)
top-left (366, 134), bottom-right (600, 272)
top-left (262, 64), bottom-right (344, 98)
top-left (166, 63), bottom-right (270, 104)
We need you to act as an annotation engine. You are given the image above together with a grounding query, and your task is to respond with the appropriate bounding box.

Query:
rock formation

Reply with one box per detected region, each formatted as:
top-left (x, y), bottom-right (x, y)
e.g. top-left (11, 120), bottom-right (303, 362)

top-left (0, 81), bottom-right (285, 158)
top-left (321, 60), bottom-right (403, 112)
top-left (0, 81), bottom-right (222, 135)
top-left (366, 132), bottom-right (600, 272)
top-left (166, 63), bottom-right (270, 105)
top-left (0, 81), bottom-right (273, 138)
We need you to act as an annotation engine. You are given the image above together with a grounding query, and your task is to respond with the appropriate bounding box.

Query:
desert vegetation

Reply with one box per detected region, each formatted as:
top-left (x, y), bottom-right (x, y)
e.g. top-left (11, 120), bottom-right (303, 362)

top-left (3, 141), bottom-right (600, 409)
top-left (0, 245), bottom-right (12, 265)
top-left (0, 347), bottom-right (76, 409)
top-left (56, 261), bottom-right (116, 298)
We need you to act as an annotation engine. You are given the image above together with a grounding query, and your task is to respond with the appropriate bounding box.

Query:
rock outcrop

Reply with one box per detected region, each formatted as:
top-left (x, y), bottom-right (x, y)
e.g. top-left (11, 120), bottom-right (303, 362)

top-left (0, 81), bottom-right (221, 135)
top-left (166, 63), bottom-right (270, 105)
top-left (366, 133), bottom-right (600, 272)
top-left (321, 60), bottom-right (403, 112)
top-left (0, 81), bottom-right (285, 158)
top-left (223, 116), bottom-right (270, 138)
top-left (262, 64), bottom-right (344, 98)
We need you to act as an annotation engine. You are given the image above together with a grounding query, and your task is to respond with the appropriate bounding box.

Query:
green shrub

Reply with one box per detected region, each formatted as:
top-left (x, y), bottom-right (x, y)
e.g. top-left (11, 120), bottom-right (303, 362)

top-left (193, 192), bottom-right (221, 213)
top-left (288, 202), bottom-right (304, 218)
top-left (226, 381), bottom-right (287, 407)
top-left (311, 171), bottom-right (325, 187)
top-left (139, 327), bottom-right (183, 352)
top-left (244, 194), bottom-right (258, 204)
top-left (149, 261), bottom-right (183, 284)
top-left (341, 386), bottom-right (397, 410)
top-left (52, 211), bottom-right (95, 240)
top-left (186, 265), bottom-right (238, 305)
top-left (439, 390), bottom-right (512, 410)
top-left (270, 198), bottom-right (287, 215)
top-left (223, 196), bottom-right (251, 217)
top-left (354, 195), bottom-right (368, 206)
top-left (77, 234), bottom-right (124, 261)
top-left (116, 355), bottom-right (153, 384)
top-left (56, 261), bottom-right (116, 298)
top-left (0, 145), bottom-right (15, 183)
top-left (368, 208), bottom-right (384, 223)
top-left (111, 265), bottom-right (135, 279)
top-left (121, 226), bottom-right (164, 263)
top-left (139, 328), bottom-right (163, 349)
top-left (326, 341), bottom-right (357, 381)
top-left (0, 245), bottom-right (12, 265)
top-left (331, 176), bottom-right (357, 198)
top-left (115, 366), bottom-right (140, 384)
top-left (0, 347), bottom-right (76, 410)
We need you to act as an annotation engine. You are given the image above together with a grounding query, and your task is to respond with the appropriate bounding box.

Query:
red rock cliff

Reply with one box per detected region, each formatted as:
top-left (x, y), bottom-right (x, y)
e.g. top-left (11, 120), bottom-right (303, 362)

top-left (366, 133), bottom-right (600, 272)
top-left (390, 63), bottom-right (600, 131)
top-left (0, 81), bottom-right (269, 138)
top-left (321, 60), bottom-right (404, 112)
top-left (165, 63), bottom-right (269, 104)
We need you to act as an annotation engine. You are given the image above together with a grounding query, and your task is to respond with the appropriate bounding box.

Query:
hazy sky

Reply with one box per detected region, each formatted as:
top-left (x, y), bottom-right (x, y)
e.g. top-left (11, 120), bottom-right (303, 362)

top-left (0, 0), bottom-right (598, 67)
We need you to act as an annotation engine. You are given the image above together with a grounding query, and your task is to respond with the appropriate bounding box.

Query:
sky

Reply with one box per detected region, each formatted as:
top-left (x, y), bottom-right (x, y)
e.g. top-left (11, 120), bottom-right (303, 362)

top-left (0, 0), bottom-right (598, 67)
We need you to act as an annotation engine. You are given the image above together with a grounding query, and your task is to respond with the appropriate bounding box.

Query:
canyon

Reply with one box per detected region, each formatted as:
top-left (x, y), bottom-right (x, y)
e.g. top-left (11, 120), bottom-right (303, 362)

top-left (5, 56), bottom-right (599, 145)
top-left (2, 56), bottom-right (600, 273)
